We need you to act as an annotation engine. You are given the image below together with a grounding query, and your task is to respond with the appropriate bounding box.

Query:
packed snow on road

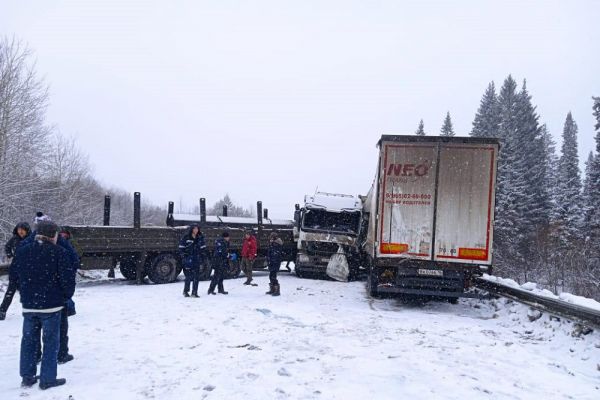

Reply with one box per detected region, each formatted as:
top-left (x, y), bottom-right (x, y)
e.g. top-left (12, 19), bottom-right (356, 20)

top-left (0, 270), bottom-right (599, 400)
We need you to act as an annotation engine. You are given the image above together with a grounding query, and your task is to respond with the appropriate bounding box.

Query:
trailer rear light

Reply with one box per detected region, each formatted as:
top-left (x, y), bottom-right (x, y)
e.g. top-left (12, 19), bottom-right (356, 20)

top-left (458, 248), bottom-right (488, 260)
top-left (298, 254), bottom-right (310, 263)
top-left (380, 243), bottom-right (408, 254)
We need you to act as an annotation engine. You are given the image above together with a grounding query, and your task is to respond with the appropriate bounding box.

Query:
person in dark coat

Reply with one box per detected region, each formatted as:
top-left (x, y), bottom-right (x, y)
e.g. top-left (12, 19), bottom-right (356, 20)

top-left (11, 221), bottom-right (75, 390)
top-left (178, 224), bottom-right (206, 297)
top-left (17, 214), bottom-right (79, 364)
top-left (266, 232), bottom-right (283, 296)
top-left (208, 232), bottom-right (230, 295)
top-left (0, 222), bottom-right (31, 321)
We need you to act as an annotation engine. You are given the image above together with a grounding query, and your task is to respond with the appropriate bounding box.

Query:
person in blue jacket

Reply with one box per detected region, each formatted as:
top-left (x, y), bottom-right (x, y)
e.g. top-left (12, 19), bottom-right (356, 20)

top-left (18, 213), bottom-right (79, 364)
top-left (0, 222), bottom-right (31, 320)
top-left (178, 224), bottom-right (206, 297)
top-left (11, 220), bottom-right (75, 390)
top-left (207, 232), bottom-right (230, 295)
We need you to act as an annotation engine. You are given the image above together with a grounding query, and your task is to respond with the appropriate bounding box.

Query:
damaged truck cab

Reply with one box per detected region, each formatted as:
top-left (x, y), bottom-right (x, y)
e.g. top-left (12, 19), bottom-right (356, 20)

top-left (293, 192), bottom-right (363, 279)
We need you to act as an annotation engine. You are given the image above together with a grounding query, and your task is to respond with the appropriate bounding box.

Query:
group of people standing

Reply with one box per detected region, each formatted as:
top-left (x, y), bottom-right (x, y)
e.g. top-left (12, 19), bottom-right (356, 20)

top-left (177, 226), bottom-right (284, 297)
top-left (1, 212), bottom-right (79, 390)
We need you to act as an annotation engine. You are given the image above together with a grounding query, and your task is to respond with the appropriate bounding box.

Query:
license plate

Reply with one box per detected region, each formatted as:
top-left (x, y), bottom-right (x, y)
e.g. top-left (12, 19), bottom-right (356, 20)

top-left (417, 269), bottom-right (443, 277)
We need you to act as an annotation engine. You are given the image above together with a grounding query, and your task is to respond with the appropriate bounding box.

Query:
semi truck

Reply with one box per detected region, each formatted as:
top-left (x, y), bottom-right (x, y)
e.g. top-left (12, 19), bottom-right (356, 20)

top-left (293, 192), bottom-right (363, 279)
top-left (362, 135), bottom-right (499, 300)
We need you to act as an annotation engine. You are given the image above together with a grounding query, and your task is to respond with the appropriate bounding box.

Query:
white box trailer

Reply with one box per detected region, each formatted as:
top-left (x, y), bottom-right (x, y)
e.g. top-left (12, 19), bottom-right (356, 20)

top-left (362, 135), bottom-right (499, 299)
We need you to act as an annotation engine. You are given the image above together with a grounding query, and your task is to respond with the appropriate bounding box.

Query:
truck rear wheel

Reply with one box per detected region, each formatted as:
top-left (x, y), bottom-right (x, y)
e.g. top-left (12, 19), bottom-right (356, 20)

top-left (119, 257), bottom-right (144, 280)
top-left (225, 258), bottom-right (241, 279)
top-left (147, 254), bottom-right (180, 284)
top-left (366, 268), bottom-right (379, 298)
top-left (199, 258), bottom-right (212, 281)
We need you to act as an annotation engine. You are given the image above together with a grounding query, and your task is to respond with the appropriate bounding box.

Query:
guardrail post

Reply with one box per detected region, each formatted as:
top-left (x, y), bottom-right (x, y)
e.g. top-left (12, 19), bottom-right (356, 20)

top-left (223, 205), bottom-right (228, 217)
top-left (103, 195), bottom-right (111, 226)
top-left (134, 192), bottom-right (141, 229)
top-left (264, 208), bottom-right (269, 220)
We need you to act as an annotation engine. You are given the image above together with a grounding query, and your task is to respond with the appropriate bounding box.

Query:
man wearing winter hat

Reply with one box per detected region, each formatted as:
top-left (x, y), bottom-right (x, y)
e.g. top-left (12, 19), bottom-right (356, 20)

top-left (11, 220), bottom-right (75, 390)
top-left (18, 212), bottom-right (80, 364)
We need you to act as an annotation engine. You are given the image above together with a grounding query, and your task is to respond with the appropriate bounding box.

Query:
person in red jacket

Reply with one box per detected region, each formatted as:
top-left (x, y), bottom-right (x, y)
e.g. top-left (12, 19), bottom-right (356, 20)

top-left (241, 230), bottom-right (258, 286)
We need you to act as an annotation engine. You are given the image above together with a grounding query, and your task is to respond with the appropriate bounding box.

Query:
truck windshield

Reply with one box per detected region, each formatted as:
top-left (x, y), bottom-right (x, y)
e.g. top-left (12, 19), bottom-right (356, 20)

top-left (302, 209), bottom-right (360, 235)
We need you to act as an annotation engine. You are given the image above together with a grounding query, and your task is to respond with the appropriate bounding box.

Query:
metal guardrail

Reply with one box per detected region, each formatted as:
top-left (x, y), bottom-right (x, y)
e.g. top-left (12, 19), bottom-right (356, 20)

top-left (474, 277), bottom-right (600, 329)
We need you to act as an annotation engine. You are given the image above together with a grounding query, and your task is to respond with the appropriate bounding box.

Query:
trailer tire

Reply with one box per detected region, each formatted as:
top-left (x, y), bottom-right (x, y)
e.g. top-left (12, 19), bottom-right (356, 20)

top-left (366, 268), bottom-right (379, 298)
top-left (199, 259), bottom-right (212, 281)
top-left (225, 258), bottom-right (241, 280)
top-left (119, 257), bottom-right (143, 280)
top-left (147, 254), bottom-right (180, 284)
top-left (295, 266), bottom-right (304, 278)
top-left (447, 297), bottom-right (459, 305)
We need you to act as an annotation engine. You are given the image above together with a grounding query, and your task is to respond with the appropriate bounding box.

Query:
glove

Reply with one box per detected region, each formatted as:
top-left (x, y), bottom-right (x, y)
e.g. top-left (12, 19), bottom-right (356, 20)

top-left (0, 311), bottom-right (6, 321)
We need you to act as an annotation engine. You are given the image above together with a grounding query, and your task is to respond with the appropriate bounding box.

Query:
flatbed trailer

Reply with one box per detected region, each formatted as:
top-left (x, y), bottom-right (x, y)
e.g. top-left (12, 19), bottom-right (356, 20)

top-left (63, 194), bottom-right (296, 284)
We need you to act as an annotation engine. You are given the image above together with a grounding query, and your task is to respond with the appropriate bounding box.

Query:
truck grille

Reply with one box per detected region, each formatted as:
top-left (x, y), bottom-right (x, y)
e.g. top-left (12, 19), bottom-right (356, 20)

top-left (305, 242), bottom-right (340, 256)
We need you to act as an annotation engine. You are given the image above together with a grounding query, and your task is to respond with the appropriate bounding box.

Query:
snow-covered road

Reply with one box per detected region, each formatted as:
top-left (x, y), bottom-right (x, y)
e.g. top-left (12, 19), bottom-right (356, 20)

top-left (0, 271), bottom-right (598, 400)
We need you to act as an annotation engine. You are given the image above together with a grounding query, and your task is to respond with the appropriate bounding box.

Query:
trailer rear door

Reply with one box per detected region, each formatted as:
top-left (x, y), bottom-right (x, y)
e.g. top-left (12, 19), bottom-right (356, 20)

top-left (433, 143), bottom-right (498, 265)
top-left (377, 142), bottom-right (438, 259)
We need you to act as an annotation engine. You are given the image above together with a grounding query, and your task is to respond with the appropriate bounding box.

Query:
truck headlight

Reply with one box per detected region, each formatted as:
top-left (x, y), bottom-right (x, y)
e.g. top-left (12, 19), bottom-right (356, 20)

top-left (298, 254), bottom-right (310, 263)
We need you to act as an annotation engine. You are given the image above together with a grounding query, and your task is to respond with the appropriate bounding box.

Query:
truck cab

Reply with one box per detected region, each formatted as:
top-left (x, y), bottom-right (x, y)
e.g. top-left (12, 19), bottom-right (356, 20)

top-left (294, 192), bottom-right (363, 279)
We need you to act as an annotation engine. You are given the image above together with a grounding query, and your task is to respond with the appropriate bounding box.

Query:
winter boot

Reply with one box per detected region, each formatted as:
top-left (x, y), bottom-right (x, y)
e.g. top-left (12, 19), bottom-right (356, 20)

top-left (191, 292), bottom-right (199, 298)
top-left (58, 354), bottom-right (74, 364)
top-left (183, 291), bottom-right (190, 297)
top-left (39, 378), bottom-right (66, 390)
top-left (218, 290), bottom-right (229, 295)
top-left (21, 376), bottom-right (38, 388)
top-left (265, 283), bottom-right (274, 295)
top-left (271, 284), bottom-right (280, 297)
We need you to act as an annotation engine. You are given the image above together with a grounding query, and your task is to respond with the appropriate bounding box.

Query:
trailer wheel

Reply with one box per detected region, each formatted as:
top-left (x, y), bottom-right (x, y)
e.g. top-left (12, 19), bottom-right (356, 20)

top-left (119, 257), bottom-right (143, 280)
top-left (225, 258), bottom-right (241, 279)
top-left (366, 268), bottom-right (379, 298)
top-left (199, 258), bottom-right (212, 281)
top-left (147, 254), bottom-right (180, 284)
top-left (447, 297), bottom-right (459, 305)
top-left (295, 266), bottom-right (304, 278)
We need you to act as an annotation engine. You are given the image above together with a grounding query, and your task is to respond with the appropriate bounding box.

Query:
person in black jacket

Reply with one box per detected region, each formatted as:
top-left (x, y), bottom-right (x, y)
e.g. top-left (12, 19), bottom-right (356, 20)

top-left (4, 222), bottom-right (31, 261)
top-left (0, 222), bottom-right (31, 321)
top-left (266, 232), bottom-right (283, 296)
top-left (178, 224), bottom-right (206, 297)
top-left (16, 214), bottom-right (79, 364)
top-left (208, 232), bottom-right (230, 295)
top-left (11, 221), bottom-right (75, 390)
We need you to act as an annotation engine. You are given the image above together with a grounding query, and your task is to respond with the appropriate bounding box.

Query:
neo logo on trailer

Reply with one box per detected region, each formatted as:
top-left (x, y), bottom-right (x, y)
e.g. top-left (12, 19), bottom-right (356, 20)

top-left (386, 161), bottom-right (431, 177)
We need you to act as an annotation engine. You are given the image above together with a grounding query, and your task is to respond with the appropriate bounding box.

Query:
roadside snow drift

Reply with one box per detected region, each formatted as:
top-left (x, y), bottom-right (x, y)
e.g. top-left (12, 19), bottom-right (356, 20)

top-left (0, 272), bottom-right (599, 400)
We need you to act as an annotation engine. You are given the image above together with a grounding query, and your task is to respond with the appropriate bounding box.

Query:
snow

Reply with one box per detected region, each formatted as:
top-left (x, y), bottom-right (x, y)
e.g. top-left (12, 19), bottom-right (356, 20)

top-left (482, 274), bottom-right (600, 312)
top-left (304, 192), bottom-right (362, 213)
top-left (171, 214), bottom-right (293, 226)
top-left (0, 271), bottom-right (599, 399)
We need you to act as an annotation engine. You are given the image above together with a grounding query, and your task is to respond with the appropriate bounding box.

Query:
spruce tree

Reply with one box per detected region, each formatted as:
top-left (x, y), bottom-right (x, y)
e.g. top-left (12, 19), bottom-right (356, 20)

top-left (494, 75), bottom-right (529, 275)
top-left (584, 97), bottom-right (600, 246)
top-left (471, 82), bottom-right (500, 138)
top-left (440, 112), bottom-right (455, 136)
top-left (540, 125), bottom-right (560, 223)
top-left (415, 119), bottom-right (426, 136)
top-left (555, 112), bottom-right (583, 243)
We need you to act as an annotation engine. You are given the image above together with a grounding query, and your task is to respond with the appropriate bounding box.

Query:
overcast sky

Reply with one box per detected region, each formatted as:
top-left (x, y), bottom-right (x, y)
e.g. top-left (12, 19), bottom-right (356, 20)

top-left (2, 0), bottom-right (599, 219)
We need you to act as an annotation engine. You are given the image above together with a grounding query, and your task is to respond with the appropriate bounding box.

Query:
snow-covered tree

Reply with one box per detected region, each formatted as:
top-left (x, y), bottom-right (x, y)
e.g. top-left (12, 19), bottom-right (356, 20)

top-left (471, 82), bottom-right (500, 138)
top-left (440, 112), bottom-right (455, 136)
top-left (555, 112), bottom-right (583, 243)
top-left (584, 97), bottom-right (600, 246)
top-left (415, 119), bottom-right (426, 136)
top-left (208, 194), bottom-right (253, 217)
